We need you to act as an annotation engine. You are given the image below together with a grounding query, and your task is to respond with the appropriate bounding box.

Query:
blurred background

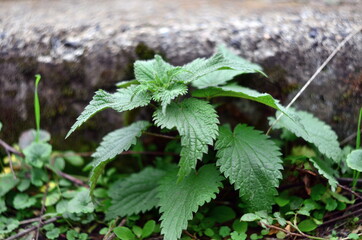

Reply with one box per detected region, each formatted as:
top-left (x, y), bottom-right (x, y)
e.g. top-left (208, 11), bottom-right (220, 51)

top-left (0, 0), bottom-right (361, 150)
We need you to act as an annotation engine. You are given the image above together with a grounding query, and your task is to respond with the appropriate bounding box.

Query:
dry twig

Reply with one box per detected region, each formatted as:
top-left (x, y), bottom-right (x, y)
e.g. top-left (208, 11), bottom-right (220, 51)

top-left (19, 216), bottom-right (46, 225)
top-left (5, 216), bottom-right (60, 240)
top-left (267, 26), bottom-right (362, 135)
top-left (34, 183), bottom-right (49, 240)
top-left (319, 208), bottom-right (362, 228)
top-left (260, 223), bottom-right (304, 238)
top-left (338, 184), bottom-right (362, 201)
top-left (0, 138), bottom-right (24, 157)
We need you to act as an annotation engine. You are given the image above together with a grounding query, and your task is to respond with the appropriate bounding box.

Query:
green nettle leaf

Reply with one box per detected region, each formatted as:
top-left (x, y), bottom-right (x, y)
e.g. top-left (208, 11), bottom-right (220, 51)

top-left (134, 55), bottom-right (178, 84)
top-left (193, 86), bottom-right (309, 138)
top-left (90, 121), bottom-right (150, 193)
top-left (13, 193), bottom-right (36, 209)
top-left (134, 56), bottom-right (168, 83)
top-left (181, 52), bottom-right (263, 84)
top-left (193, 85), bottom-right (285, 113)
top-left (153, 98), bottom-right (219, 179)
top-left (192, 70), bottom-right (244, 89)
top-left (67, 189), bottom-right (94, 214)
top-left (192, 46), bottom-right (262, 89)
top-left (157, 165), bottom-right (223, 240)
top-left (134, 49), bottom-right (262, 111)
top-left (23, 142), bottom-right (52, 168)
top-left (346, 149), bottom-right (362, 172)
top-left (309, 158), bottom-right (338, 191)
top-left (0, 121), bottom-right (2, 131)
top-left (153, 83), bottom-right (188, 114)
top-left (134, 56), bottom-right (188, 112)
top-left (106, 167), bottom-right (166, 220)
top-left (116, 79), bottom-right (139, 88)
top-left (66, 85), bottom-right (151, 138)
top-left (215, 124), bottom-right (283, 211)
top-left (270, 109), bottom-right (341, 161)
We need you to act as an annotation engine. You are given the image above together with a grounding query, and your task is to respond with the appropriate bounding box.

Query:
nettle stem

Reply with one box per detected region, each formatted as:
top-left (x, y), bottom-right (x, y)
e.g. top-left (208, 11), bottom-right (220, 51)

top-left (143, 131), bottom-right (177, 140)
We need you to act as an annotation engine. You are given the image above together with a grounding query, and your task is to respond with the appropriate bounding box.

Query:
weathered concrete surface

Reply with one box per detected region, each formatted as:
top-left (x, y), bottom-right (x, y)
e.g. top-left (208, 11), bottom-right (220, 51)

top-left (0, 0), bottom-right (361, 149)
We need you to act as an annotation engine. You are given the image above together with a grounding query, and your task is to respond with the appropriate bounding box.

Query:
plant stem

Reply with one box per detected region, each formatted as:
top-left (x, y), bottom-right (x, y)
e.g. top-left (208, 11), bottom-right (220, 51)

top-left (34, 74), bottom-right (41, 142)
top-left (352, 107), bottom-right (362, 190)
top-left (286, 218), bottom-right (327, 240)
top-left (260, 223), bottom-right (304, 238)
top-left (122, 150), bottom-right (177, 156)
top-left (103, 218), bottom-right (127, 240)
top-left (143, 131), bottom-right (177, 140)
top-left (19, 217), bottom-right (46, 225)
top-left (356, 107), bottom-right (362, 149)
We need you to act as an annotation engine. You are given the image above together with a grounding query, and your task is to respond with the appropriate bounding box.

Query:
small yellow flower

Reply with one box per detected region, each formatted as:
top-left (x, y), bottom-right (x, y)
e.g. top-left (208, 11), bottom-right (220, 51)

top-left (40, 181), bottom-right (57, 192)
top-left (4, 154), bottom-right (20, 164)
top-left (2, 167), bottom-right (11, 174)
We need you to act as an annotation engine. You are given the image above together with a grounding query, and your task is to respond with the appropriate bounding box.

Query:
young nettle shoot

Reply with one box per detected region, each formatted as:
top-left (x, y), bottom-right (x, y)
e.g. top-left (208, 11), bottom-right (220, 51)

top-left (67, 46), bottom-right (342, 240)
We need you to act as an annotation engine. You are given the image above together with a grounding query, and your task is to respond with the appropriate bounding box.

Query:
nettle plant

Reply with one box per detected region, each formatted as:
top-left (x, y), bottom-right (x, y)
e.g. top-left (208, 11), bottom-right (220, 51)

top-left (67, 46), bottom-right (342, 240)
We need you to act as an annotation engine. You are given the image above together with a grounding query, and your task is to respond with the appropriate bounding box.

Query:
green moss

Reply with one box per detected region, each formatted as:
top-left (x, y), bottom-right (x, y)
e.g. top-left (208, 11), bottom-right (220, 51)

top-left (281, 82), bottom-right (299, 95)
top-left (135, 42), bottom-right (166, 59)
top-left (135, 42), bottom-right (158, 60)
top-left (122, 62), bottom-right (136, 81)
top-left (266, 66), bottom-right (298, 94)
top-left (118, 43), bottom-right (165, 81)
top-left (61, 86), bottom-right (75, 97)
top-left (332, 115), bottom-right (342, 123)
top-left (4, 90), bottom-right (17, 98)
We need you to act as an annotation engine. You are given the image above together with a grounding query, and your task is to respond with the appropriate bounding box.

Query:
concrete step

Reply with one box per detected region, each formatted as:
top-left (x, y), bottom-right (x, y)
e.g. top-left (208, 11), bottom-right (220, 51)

top-left (0, 0), bottom-right (361, 148)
